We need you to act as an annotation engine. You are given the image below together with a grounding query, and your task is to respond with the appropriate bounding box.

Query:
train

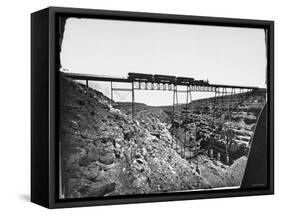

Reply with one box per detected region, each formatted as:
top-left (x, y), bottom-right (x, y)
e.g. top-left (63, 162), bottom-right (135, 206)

top-left (176, 76), bottom-right (195, 85)
top-left (154, 74), bottom-right (176, 84)
top-left (193, 80), bottom-right (209, 86)
top-left (128, 72), bottom-right (208, 85)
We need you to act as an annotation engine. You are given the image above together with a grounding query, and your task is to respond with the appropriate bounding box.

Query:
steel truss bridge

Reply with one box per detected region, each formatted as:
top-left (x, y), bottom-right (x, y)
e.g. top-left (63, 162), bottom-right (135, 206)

top-left (65, 72), bottom-right (266, 166)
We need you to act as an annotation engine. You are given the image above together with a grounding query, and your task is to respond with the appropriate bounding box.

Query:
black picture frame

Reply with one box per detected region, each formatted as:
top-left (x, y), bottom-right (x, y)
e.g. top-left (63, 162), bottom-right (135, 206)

top-left (31, 6), bottom-right (274, 208)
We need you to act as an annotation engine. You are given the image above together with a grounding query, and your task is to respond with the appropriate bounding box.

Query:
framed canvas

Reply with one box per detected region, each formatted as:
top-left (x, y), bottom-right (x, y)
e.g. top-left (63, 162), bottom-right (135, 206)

top-left (31, 6), bottom-right (274, 208)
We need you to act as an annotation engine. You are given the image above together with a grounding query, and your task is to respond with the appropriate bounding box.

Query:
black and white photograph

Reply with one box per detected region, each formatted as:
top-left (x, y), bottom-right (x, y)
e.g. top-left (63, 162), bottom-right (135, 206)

top-left (58, 16), bottom-right (268, 199)
top-left (0, 0), bottom-right (279, 214)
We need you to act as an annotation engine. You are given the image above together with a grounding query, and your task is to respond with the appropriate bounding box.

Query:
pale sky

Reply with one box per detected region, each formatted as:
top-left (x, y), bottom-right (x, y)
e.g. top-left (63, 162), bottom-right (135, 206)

top-left (60, 17), bottom-right (267, 106)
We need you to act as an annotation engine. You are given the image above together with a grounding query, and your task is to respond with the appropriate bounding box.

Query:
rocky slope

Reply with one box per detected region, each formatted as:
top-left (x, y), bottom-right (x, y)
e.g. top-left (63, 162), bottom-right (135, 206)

top-left (157, 90), bottom-right (265, 164)
top-left (59, 73), bottom-right (255, 199)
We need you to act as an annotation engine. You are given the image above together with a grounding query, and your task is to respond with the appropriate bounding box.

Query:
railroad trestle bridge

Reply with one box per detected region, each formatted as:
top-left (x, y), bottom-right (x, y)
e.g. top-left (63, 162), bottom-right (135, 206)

top-left (65, 72), bottom-right (265, 166)
top-left (65, 72), bottom-right (261, 116)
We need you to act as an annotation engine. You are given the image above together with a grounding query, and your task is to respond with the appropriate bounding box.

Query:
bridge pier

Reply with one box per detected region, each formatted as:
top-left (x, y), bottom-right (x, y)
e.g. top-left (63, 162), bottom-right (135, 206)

top-left (217, 152), bottom-right (221, 161)
top-left (110, 81), bottom-right (113, 101)
top-left (132, 82), bottom-right (135, 118)
top-left (209, 149), bottom-right (214, 158)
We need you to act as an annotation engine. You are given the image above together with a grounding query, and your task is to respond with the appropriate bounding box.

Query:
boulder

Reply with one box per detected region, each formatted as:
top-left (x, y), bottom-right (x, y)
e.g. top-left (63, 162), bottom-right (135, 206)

top-left (100, 133), bottom-right (112, 143)
top-left (87, 148), bottom-right (99, 162)
top-left (80, 131), bottom-right (88, 139)
top-left (94, 170), bottom-right (105, 182)
top-left (99, 153), bottom-right (115, 165)
top-left (244, 115), bottom-right (257, 124)
top-left (132, 158), bottom-right (147, 173)
top-left (78, 156), bottom-right (90, 167)
top-left (102, 141), bottom-right (114, 153)
top-left (132, 176), bottom-right (148, 188)
top-left (70, 120), bottom-right (79, 130)
top-left (83, 166), bottom-right (100, 181)
top-left (86, 182), bottom-right (116, 197)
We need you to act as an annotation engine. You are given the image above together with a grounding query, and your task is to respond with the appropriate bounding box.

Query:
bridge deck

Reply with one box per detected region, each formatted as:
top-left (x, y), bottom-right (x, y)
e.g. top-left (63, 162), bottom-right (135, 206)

top-left (65, 72), bottom-right (263, 90)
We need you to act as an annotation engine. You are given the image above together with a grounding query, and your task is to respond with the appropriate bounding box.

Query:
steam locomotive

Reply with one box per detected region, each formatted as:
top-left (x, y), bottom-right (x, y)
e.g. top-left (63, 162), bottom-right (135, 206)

top-left (128, 72), bottom-right (209, 85)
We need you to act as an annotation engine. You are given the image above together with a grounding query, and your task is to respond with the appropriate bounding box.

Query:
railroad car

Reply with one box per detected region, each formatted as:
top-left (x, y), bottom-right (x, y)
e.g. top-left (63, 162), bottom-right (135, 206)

top-left (128, 72), bottom-right (153, 82)
top-left (176, 77), bottom-right (194, 84)
top-left (192, 79), bottom-right (209, 85)
top-left (153, 74), bottom-right (176, 83)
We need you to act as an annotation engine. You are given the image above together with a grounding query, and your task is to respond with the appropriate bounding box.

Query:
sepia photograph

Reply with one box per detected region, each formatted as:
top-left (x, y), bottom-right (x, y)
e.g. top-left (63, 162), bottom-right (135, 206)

top-left (58, 16), bottom-right (268, 199)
